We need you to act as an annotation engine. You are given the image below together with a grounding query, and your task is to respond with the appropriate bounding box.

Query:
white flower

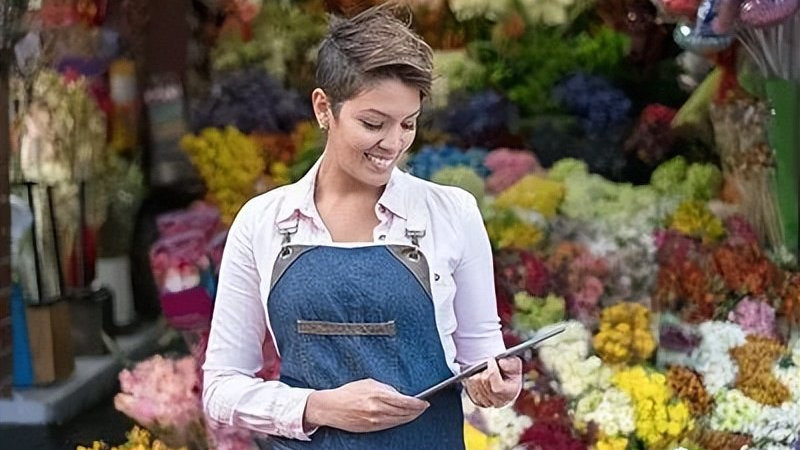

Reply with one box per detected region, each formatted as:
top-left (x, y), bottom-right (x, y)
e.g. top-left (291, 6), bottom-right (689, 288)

top-left (749, 404), bottom-right (800, 445)
top-left (448, 0), bottom-right (511, 21)
top-left (773, 365), bottom-right (800, 402)
top-left (574, 387), bottom-right (635, 436)
top-left (482, 406), bottom-right (532, 450)
top-left (690, 322), bottom-right (746, 394)
top-left (537, 321), bottom-right (591, 373)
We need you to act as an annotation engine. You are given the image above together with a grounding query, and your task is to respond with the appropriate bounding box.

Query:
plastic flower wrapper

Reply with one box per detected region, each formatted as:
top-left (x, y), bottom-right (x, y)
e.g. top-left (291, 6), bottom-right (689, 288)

top-left (448, 0), bottom-right (511, 21)
top-left (551, 72), bottom-right (632, 137)
top-left (431, 49), bottom-right (486, 110)
top-left (512, 292), bottom-right (566, 335)
top-left (688, 321), bottom-right (746, 394)
top-left (613, 366), bottom-right (695, 448)
top-left (431, 165), bottom-right (486, 207)
top-left (669, 200), bottom-right (726, 242)
top-left (573, 387), bottom-right (636, 437)
top-left (180, 126), bottom-right (266, 225)
top-left (190, 68), bottom-right (311, 135)
top-left (593, 302), bottom-right (657, 364)
top-left (407, 145), bottom-right (489, 180)
top-left (494, 174), bottom-right (565, 219)
top-left (518, 0), bottom-right (595, 26)
top-left (657, 313), bottom-right (702, 368)
top-left (114, 355), bottom-right (207, 448)
top-left (439, 91), bottom-right (519, 149)
top-left (484, 148), bottom-right (544, 195)
top-left (727, 297), bottom-right (778, 338)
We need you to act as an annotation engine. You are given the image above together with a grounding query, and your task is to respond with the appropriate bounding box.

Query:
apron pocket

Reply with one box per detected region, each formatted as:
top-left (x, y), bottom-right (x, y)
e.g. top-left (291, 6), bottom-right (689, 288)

top-left (296, 320), bottom-right (396, 336)
top-left (297, 321), bottom-right (402, 390)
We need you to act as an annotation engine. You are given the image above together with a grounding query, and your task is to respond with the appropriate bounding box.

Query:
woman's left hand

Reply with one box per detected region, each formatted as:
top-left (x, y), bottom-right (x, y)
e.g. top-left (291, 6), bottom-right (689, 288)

top-left (463, 357), bottom-right (523, 408)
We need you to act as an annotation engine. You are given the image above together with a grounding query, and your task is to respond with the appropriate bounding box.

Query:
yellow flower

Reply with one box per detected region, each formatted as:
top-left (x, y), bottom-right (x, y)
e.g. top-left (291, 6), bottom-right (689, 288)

top-left (494, 175), bottom-right (565, 218)
top-left (597, 435), bottom-right (628, 450)
top-left (464, 421), bottom-right (499, 450)
top-left (593, 303), bottom-right (656, 364)
top-left (669, 200), bottom-right (725, 242)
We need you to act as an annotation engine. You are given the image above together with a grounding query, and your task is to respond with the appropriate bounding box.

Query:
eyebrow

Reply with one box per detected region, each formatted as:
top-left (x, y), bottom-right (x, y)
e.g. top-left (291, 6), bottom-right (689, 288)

top-left (359, 108), bottom-right (421, 120)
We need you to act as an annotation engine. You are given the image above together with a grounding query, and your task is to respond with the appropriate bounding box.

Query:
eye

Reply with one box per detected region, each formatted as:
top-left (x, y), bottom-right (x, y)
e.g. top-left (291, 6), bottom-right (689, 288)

top-left (402, 121), bottom-right (416, 131)
top-left (361, 120), bottom-right (383, 131)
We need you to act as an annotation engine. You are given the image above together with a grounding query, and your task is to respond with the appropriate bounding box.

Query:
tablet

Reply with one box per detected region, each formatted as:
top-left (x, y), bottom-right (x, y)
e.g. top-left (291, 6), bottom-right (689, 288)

top-left (414, 324), bottom-right (567, 400)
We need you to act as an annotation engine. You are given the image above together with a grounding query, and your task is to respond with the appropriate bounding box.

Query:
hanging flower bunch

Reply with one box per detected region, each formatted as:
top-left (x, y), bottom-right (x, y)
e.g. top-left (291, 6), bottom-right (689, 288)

top-left (613, 366), bottom-right (694, 448)
top-left (729, 336), bottom-right (790, 406)
top-left (180, 126), bottom-right (266, 225)
top-left (21, 69), bottom-right (107, 184)
top-left (593, 302), bottom-right (657, 365)
top-left (547, 242), bottom-right (610, 325)
top-left (114, 356), bottom-right (207, 449)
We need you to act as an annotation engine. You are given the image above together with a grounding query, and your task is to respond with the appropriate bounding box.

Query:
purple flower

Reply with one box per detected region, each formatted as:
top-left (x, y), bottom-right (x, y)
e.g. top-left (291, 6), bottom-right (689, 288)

top-left (727, 297), bottom-right (778, 338)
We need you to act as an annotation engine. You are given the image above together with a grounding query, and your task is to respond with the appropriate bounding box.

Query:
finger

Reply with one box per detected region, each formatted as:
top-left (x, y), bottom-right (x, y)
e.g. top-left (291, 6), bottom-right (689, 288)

top-left (486, 358), bottom-right (505, 393)
top-left (378, 391), bottom-right (429, 411)
top-left (470, 379), bottom-right (493, 408)
top-left (498, 357), bottom-right (523, 377)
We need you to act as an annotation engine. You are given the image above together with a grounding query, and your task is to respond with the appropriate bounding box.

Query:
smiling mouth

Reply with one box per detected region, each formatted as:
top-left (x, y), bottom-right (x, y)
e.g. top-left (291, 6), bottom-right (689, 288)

top-left (364, 152), bottom-right (394, 170)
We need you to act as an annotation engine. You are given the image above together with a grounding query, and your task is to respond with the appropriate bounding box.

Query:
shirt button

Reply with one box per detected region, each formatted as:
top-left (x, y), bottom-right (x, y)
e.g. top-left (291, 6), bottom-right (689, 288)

top-left (378, 235), bottom-right (386, 241)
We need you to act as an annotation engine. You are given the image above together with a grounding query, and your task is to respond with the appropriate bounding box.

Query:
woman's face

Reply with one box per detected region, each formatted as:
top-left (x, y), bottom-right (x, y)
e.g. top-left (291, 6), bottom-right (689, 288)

top-left (315, 78), bottom-right (421, 187)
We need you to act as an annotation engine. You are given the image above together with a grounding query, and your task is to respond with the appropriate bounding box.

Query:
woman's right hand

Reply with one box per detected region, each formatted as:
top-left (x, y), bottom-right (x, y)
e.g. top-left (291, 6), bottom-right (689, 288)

top-left (303, 379), bottom-right (429, 433)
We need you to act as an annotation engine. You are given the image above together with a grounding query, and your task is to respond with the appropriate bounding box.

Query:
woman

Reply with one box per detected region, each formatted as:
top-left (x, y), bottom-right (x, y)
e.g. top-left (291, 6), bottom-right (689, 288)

top-left (202, 4), bottom-right (522, 449)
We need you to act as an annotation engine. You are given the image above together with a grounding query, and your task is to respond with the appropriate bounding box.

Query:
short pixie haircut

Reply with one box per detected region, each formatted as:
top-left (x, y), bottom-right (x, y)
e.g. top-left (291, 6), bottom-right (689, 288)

top-left (315, 3), bottom-right (434, 115)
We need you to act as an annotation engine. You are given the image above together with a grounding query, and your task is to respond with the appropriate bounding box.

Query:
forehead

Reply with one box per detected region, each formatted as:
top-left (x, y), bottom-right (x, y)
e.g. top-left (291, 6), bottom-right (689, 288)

top-left (342, 78), bottom-right (421, 118)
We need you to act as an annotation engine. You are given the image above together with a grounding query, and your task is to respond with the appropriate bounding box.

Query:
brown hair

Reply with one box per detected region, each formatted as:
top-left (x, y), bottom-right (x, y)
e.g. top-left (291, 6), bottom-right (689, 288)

top-left (316, 2), bottom-right (434, 115)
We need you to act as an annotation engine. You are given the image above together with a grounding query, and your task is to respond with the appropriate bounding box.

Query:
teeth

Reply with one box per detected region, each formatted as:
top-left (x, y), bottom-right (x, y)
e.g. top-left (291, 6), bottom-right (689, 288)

top-left (365, 153), bottom-right (393, 169)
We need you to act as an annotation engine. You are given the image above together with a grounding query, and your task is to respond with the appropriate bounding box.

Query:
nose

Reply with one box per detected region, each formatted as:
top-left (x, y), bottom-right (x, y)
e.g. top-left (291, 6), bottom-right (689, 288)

top-left (378, 124), bottom-right (406, 153)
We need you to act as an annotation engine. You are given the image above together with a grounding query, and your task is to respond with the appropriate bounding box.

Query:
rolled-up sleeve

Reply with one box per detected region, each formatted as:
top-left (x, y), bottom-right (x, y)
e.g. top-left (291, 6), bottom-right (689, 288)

top-left (451, 196), bottom-right (506, 367)
top-left (203, 200), bottom-right (316, 440)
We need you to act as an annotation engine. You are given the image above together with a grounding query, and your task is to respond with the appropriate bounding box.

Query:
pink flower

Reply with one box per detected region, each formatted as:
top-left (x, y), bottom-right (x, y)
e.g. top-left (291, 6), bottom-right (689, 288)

top-left (484, 148), bottom-right (544, 194)
top-left (727, 297), bottom-right (778, 338)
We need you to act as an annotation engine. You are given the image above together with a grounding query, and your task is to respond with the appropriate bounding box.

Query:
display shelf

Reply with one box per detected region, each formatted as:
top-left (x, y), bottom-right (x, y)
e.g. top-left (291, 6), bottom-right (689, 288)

top-left (0, 320), bottom-right (167, 425)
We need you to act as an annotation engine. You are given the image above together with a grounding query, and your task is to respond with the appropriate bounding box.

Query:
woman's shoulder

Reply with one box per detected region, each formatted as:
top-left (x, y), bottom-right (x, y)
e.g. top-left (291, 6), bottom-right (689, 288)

top-left (399, 170), bottom-right (479, 217)
top-left (232, 183), bottom-right (296, 228)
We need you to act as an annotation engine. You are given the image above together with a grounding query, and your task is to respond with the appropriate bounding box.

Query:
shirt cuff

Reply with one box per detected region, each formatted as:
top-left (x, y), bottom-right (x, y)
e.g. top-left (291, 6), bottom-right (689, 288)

top-left (284, 388), bottom-right (319, 441)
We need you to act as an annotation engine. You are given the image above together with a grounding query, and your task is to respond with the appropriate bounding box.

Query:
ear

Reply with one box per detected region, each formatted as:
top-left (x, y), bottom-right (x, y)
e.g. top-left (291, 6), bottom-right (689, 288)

top-left (311, 88), bottom-right (331, 130)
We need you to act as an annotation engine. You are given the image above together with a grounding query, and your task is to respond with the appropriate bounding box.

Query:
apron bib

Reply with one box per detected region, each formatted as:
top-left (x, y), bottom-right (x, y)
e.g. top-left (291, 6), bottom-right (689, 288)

top-left (257, 220), bottom-right (464, 450)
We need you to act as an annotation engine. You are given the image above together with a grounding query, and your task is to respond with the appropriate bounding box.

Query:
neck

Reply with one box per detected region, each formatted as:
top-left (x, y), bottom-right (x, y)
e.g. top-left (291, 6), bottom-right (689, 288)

top-left (315, 153), bottom-right (385, 205)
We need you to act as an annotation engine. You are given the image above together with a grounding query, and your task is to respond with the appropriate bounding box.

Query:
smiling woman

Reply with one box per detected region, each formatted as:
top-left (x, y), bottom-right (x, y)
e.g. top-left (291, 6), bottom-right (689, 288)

top-left (201, 3), bottom-right (523, 450)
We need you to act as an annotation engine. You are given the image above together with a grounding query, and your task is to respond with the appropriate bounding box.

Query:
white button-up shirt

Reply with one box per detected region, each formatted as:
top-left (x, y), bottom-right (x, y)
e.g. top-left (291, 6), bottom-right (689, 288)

top-left (202, 156), bottom-right (504, 440)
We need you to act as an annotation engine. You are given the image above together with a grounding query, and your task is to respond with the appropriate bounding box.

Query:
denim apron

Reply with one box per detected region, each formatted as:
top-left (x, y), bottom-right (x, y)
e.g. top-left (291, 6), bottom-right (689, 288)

top-left (257, 214), bottom-right (464, 450)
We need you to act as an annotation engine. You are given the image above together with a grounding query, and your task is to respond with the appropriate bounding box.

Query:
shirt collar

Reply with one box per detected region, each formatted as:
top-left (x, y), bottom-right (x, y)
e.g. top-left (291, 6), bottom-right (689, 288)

top-left (275, 154), bottom-right (409, 227)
